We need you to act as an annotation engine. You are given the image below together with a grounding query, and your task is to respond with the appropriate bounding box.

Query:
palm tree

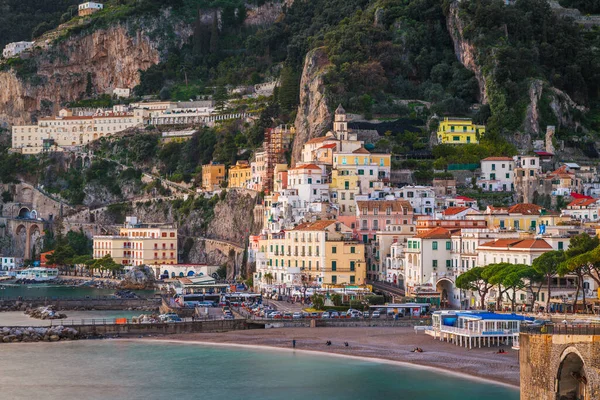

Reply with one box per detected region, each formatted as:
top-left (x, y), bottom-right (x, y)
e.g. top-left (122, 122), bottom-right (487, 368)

top-left (264, 272), bottom-right (274, 285)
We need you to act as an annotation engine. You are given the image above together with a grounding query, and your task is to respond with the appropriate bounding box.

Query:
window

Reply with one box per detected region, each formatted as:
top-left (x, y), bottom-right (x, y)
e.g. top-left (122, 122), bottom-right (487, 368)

top-left (446, 260), bottom-right (451, 269)
top-left (432, 241), bottom-right (438, 250)
top-left (506, 173), bottom-right (510, 179)
top-left (432, 260), bottom-right (438, 269)
top-left (332, 261), bottom-right (337, 271)
top-left (491, 164), bottom-right (496, 171)
top-left (446, 241), bottom-right (451, 250)
top-left (308, 178), bottom-right (312, 184)
top-left (558, 242), bottom-right (564, 250)
top-left (453, 136), bottom-right (460, 141)
top-left (374, 208), bottom-right (379, 215)
top-left (358, 169), bottom-right (364, 175)
top-left (370, 170), bottom-right (374, 176)
top-left (332, 246), bottom-right (337, 254)
top-left (350, 276), bottom-right (355, 284)
top-left (350, 261), bottom-right (355, 271)
top-left (350, 247), bottom-right (355, 254)
top-left (331, 275), bottom-right (337, 284)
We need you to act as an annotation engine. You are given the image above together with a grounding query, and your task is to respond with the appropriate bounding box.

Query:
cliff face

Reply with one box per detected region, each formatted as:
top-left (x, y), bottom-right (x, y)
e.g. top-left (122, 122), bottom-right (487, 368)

top-left (0, 20), bottom-right (191, 126)
top-left (446, 1), bottom-right (487, 104)
top-left (291, 47), bottom-right (333, 165)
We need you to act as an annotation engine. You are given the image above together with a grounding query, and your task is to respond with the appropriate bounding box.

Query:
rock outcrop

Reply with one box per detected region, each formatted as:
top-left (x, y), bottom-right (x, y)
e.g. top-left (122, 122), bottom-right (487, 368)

top-left (119, 265), bottom-right (156, 290)
top-left (291, 47), bottom-right (333, 165)
top-left (446, 1), bottom-right (487, 104)
top-left (0, 19), bottom-right (190, 126)
top-left (0, 326), bottom-right (79, 343)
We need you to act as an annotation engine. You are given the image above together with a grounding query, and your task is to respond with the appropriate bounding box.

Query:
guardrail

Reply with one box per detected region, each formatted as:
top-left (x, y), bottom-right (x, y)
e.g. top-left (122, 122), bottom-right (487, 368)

top-left (521, 324), bottom-right (600, 335)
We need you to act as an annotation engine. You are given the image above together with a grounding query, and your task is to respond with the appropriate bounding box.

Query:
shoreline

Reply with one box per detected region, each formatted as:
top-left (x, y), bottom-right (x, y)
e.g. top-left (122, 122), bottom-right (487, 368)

top-left (129, 337), bottom-right (519, 390)
top-left (131, 327), bottom-right (521, 388)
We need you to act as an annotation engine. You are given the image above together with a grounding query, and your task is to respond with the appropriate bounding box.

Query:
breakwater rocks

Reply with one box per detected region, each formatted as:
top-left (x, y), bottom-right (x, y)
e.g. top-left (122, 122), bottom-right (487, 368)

top-left (0, 326), bottom-right (79, 343)
top-left (25, 306), bottom-right (67, 320)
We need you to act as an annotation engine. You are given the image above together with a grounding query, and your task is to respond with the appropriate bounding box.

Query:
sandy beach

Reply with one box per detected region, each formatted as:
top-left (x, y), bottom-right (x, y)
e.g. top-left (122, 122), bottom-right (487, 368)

top-left (142, 327), bottom-right (520, 387)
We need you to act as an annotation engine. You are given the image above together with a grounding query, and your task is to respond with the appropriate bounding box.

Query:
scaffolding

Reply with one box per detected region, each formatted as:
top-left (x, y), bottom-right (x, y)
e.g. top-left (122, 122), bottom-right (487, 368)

top-left (263, 124), bottom-right (295, 193)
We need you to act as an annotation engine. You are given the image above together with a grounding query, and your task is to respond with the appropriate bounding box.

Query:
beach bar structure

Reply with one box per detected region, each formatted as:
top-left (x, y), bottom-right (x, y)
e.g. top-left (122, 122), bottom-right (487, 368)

top-left (427, 311), bottom-right (533, 348)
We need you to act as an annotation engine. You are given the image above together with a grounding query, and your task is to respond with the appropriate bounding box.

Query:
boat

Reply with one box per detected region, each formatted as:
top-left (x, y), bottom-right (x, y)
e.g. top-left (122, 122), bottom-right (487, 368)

top-left (15, 267), bottom-right (59, 282)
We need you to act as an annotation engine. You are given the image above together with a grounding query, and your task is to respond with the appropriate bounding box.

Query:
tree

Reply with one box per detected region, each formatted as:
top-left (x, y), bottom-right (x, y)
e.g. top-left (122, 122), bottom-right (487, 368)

top-left (559, 234), bottom-right (600, 313)
top-left (263, 272), bottom-right (274, 285)
top-left (71, 254), bottom-right (93, 277)
top-left (312, 293), bottom-right (325, 310)
top-left (532, 250), bottom-right (565, 311)
top-left (214, 84), bottom-right (228, 113)
top-left (331, 293), bottom-right (342, 306)
top-left (45, 245), bottom-right (75, 275)
top-left (85, 72), bottom-right (93, 97)
top-left (456, 266), bottom-right (493, 310)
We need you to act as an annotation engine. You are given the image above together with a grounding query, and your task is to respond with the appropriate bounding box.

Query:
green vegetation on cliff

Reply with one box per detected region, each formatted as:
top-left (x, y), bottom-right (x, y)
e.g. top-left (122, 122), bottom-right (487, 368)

top-left (456, 0), bottom-right (600, 136)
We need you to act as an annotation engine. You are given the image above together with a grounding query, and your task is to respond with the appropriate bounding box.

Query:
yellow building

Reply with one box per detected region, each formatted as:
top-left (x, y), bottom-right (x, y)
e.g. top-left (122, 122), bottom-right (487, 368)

top-left (437, 117), bottom-right (485, 144)
top-left (93, 218), bottom-right (178, 266)
top-left (202, 162), bottom-right (226, 191)
top-left (255, 220), bottom-right (366, 288)
top-left (472, 204), bottom-right (567, 231)
top-left (323, 241), bottom-right (366, 286)
top-left (227, 161), bottom-right (251, 189)
top-left (330, 169), bottom-right (360, 215)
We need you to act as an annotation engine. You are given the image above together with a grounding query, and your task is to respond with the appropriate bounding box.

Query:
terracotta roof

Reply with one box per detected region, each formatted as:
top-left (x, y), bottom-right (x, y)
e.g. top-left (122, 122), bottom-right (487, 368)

top-left (455, 196), bottom-right (475, 202)
top-left (479, 238), bottom-right (526, 248)
top-left (479, 238), bottom-right (552, 250)
top-left (568, 198), bottom-right (599, 208)
top-left (511, 239), bottom-right (553, 250)
top-left (352, 147), bottom-right (370, 154)
top-left (305, 136), bottom-right (329, 145)
top-left (289, 163), bottom-right (322, 171)
top-left (415, 227), bottom-right (452, 239)
top-left (292, 220), bottom-right (336, 231)
top-left (442, 207), bottom-right (470, 216)
top-left (356, 200), bottom-right (413, 212)
top-left (320, 143), bottom-right (337, 149)
top-left (482, 157), bottom-right (513, 161)
top-left (507, 203), bottom-right (542, 215)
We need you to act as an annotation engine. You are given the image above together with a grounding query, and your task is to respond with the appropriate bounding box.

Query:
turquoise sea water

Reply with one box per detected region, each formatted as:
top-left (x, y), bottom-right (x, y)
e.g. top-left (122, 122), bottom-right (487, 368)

top-left (0, 283), bottom-right (156, 299)
top-left (0, 341), bottom-right (519, 400)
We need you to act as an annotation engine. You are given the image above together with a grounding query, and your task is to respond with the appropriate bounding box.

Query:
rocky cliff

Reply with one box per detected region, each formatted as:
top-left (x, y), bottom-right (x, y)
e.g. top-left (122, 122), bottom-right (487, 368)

top-left (446, 2), bottom-right (487, 104)
top-left (291, 47), bottom-right (333, 165)
top-left (0, 18), bottom-right (192, 126)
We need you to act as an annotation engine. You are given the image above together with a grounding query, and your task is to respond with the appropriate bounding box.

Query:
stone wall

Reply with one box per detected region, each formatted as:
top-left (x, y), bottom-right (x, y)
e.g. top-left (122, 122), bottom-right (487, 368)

top-left (0, 298), bottom-right (160, 311)
top-left (520, 333), bottom-right (600, 400)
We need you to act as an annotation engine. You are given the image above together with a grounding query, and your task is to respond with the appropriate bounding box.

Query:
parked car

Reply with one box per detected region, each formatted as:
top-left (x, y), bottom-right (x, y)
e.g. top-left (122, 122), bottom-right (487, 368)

top-left (283, 313), bottom-right (293, 319)
top-left (292, 312), bottom-right (302, 319)
top-left (310, 312), bottom-right (319, 318)
top-left (363, 311), bottom-right (370, 318)
top-left (372, 311), bottom-right (381, 318)
top-left (339, 312), bottom-right (348, 319)
top-left (321, 312), bottom-right (331, 319)
top-left (330, 311), bottom-right (340, 318)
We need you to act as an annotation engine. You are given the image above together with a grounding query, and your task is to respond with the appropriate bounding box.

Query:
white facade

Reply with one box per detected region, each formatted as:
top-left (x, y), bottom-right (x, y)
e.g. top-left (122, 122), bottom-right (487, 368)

top-left (1, 257), bottom-right (23, 271)
top-left (113, 88), bottom-right (131, 98)
top-left (287, 164), bottom-right (329, 206)
top-left (478, 157), bottom-right (514, 191)
top-left (11, 107), bottom-right (146, 154)
top-left (394, 186), bottom-right (435, 215)
top-left (2, 41), bottom-right (33, 59)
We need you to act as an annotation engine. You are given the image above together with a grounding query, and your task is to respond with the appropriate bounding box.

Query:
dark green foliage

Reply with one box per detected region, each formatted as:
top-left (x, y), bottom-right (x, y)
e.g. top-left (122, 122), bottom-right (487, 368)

top-left (559, 0), bottom-right (600, 14)
top-left (458, 0), bottom-right (600, 135)
top-left (106, 203), bottom-right (132, 224)
top-left (0, 0), bottom-right (80, 48)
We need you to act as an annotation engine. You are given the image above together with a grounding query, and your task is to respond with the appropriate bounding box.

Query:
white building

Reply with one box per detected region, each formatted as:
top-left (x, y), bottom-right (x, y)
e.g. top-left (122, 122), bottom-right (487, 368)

top-left (1, 257), bottom-right (23, 271)
top-left (2, 41), bottom-right (33, 59)
top-left (11, 107), bottom-right (146, 154)
top-left (394, 186), bottom-right (435, 215)
top-left (404, 227), bottom-right (453, 298)
top-left (113, 88), bottom-right (131, 98)
top-left (478, 157), bottom-right (514, 191)
top-left (562, 198), bottom-right (600, 221)
top-left (287, 164), bottom-right (329, 206)
top-left (78, 2), bottom-right (104, 16)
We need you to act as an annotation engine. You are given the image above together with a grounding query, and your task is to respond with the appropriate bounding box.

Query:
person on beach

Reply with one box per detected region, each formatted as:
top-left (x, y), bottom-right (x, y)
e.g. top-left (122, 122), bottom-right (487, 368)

top-left (293, 339), bottom-right (296, 348)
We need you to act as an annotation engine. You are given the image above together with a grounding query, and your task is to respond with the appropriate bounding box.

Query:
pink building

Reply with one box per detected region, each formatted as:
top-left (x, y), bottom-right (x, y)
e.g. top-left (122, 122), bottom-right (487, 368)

top-left (356, 200), bottom-right (414, 244)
